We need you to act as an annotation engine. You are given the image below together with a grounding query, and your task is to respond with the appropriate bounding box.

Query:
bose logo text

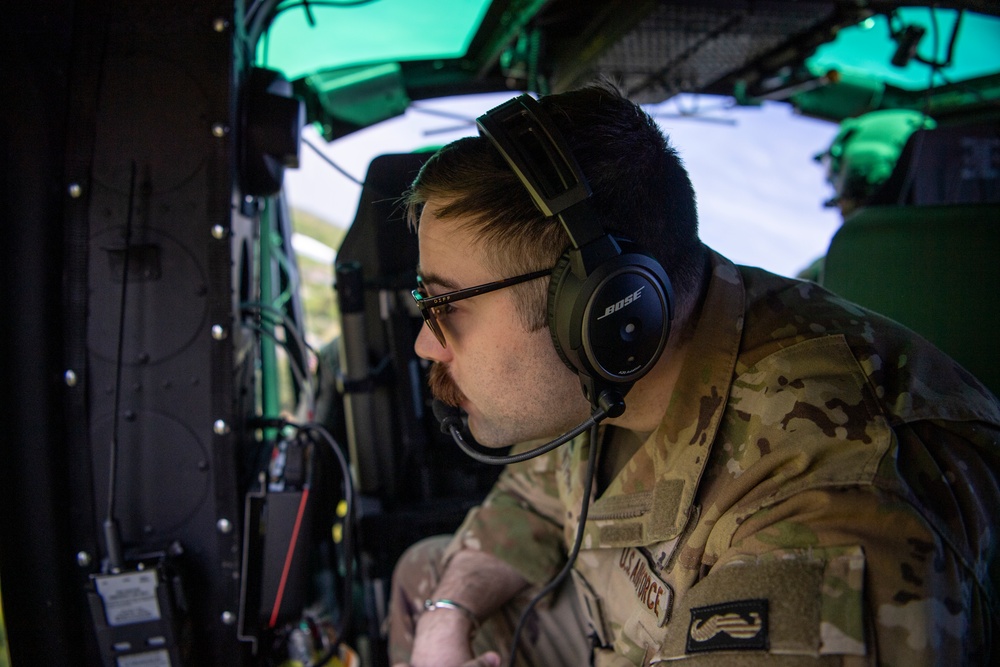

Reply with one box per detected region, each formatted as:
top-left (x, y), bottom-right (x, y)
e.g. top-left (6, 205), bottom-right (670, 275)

top-left (597, 286), bottom-right (645, 320)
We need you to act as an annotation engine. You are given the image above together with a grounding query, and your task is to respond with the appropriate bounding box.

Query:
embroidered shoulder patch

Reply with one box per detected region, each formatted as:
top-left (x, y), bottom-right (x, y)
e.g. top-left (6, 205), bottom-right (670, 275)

top-left (686, 599), bottom-right (769, 653)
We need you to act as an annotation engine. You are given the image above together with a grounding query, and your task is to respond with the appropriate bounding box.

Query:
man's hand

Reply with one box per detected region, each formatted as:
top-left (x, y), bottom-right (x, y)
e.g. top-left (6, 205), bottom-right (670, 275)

top-left (393, 651), bottom-right (501, 667)
top-left (407, 598), bottom-right (477, 666)
top-left (403, 549), bottom-right (528, 667)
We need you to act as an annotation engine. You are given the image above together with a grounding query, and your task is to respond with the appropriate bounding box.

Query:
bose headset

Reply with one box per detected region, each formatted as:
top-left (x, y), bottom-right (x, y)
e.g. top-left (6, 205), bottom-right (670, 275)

top-left (476, 93), bottom-right (675, 417)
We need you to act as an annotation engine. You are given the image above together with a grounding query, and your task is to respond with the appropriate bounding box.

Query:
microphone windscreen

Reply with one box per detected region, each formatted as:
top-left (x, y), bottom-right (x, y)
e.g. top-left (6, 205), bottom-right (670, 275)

top-left (432, 399), bottom-right (464, 434)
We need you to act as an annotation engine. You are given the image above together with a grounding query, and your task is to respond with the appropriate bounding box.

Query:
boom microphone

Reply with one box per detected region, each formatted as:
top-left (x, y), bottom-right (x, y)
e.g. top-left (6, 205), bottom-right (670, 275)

top-left (431, 399), bottom-right (466, 435)
top-left (431, 389), bottom-right (624, 466)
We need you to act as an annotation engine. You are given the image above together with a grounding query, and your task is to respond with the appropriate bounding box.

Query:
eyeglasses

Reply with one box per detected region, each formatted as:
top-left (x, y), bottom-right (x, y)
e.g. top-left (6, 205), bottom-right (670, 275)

top-left (411, 267), bottom-right (552, 347)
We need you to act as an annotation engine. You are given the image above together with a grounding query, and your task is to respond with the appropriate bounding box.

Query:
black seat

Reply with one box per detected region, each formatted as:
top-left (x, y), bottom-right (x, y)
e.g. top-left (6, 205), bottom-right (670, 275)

top-left (868, 122), bottom-right (1000, 207)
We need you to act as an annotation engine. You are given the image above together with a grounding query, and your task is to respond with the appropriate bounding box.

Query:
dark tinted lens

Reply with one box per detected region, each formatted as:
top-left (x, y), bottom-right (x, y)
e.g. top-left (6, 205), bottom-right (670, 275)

top-left (413, 285), bottom-right (447, 347)
top-left (425, 307), bottom-right (446, 346)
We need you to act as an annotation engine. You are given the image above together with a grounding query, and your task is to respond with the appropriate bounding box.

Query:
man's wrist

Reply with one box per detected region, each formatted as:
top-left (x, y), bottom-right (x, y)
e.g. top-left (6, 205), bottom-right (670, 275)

top-left (411, 602), bottom-right (478, 667)
top-left (422, 598), bottom-right (481, 632)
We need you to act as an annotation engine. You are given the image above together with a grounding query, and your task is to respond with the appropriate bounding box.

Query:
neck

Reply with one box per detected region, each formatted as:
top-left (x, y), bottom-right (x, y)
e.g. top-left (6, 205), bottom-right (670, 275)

top-left (606, 341), bottom-right (688, 433)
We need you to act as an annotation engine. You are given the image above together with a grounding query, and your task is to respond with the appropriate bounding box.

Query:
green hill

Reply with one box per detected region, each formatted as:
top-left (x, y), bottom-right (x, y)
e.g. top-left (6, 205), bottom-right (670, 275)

top-left (290, 208), bottom-right (347, 349)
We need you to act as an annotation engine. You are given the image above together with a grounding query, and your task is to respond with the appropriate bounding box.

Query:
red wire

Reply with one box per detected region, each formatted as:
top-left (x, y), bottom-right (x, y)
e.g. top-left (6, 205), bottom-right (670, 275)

top-left (268, 487), bottom-right (311, 628)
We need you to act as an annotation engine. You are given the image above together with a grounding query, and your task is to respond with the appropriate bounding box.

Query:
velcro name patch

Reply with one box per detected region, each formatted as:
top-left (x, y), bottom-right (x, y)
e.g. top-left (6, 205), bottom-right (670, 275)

top-left (617, 547), bottom-right (672, 626)
top-left (686, 599), bottom-right (769, 653)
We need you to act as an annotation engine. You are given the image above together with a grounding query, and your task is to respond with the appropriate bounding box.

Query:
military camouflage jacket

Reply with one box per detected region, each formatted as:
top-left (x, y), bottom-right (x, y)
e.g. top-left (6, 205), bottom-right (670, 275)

top-left (445, 250), bottom-right (1000, 665)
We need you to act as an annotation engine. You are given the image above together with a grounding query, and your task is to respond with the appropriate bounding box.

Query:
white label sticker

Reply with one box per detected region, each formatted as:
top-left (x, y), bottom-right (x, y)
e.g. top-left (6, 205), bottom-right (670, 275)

top-left (95, 571), bottom-right (162, 626)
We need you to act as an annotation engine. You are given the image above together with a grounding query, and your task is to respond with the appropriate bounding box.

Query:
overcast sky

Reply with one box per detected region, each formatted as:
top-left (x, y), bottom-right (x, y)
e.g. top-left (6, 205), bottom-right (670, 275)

top-left (283, 93), bottom-right (842, 278)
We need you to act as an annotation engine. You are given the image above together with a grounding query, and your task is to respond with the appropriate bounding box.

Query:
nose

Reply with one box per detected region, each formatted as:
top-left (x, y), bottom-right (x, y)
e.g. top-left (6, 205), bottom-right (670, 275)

top-left (414, 321), bottom-right (451, 362)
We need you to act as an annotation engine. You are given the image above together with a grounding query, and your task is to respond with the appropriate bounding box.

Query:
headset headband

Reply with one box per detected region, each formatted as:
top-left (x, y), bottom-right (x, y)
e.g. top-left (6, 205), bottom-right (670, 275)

top-left (476, 94), bottom-right (620, 275)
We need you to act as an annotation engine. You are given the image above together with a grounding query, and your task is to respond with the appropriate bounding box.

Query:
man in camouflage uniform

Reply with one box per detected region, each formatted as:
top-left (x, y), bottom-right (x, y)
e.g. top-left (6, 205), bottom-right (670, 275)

top-left (387, 82), bottom-right (1000, 666)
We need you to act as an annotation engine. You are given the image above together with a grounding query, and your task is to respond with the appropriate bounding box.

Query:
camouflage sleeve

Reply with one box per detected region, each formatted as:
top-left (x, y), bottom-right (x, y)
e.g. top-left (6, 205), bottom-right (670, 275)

top-left (443, 445), bottom-right (568, 587)
top-left (648, 327), bottom-right (999, 664)
top-left (654, 485), bottom-right (993, 665)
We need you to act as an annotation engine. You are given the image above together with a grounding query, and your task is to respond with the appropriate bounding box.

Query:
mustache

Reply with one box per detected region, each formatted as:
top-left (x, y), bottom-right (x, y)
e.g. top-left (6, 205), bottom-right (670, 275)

top-left (428, 363), bottom-right (467, 407)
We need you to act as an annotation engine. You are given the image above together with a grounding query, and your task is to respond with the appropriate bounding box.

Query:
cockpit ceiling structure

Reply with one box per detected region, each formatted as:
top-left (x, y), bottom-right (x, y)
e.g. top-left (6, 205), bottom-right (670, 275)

top-left (258, 0), bottom-right (1000, 137)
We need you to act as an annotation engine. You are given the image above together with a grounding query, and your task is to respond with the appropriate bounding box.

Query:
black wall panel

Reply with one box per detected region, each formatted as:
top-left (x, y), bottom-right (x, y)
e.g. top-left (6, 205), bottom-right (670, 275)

top-left (0, 0), bottom-right (80, 663)
top-left (2, 0), bottom-right (253, 664)
top-left (76, 1), bottom-right (246, 664)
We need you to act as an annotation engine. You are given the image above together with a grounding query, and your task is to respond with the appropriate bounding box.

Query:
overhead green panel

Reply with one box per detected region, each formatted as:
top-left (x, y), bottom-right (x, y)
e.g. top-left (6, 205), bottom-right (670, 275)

top-left (807, 8), bottom-right (1000, 90)
top-left (258, 0), bottom-right (493, 80)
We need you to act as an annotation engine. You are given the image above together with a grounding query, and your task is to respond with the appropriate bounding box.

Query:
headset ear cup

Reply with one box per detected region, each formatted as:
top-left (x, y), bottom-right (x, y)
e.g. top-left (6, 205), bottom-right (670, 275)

top-left (549, 245), bottom-right (673, 386)
top-left (581, 253), bottom-right (672, 379)
top-left (547, 252), bottom-right (577, 372)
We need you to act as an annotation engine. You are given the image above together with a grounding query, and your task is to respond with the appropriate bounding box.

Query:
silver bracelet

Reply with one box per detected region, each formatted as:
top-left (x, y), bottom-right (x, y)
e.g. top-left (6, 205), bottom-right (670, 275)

top-left (422, 598), bottom-right (481, 631)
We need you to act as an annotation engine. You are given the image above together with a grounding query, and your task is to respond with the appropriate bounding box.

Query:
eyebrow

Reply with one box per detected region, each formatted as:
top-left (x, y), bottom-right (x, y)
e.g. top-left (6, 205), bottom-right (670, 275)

top-left (415, 266), bottom-right (462, 291)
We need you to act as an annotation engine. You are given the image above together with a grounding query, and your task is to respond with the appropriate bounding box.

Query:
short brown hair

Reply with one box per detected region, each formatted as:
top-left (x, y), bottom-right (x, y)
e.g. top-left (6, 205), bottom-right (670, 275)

top-left (407, 81), bottom-right (705, 330)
